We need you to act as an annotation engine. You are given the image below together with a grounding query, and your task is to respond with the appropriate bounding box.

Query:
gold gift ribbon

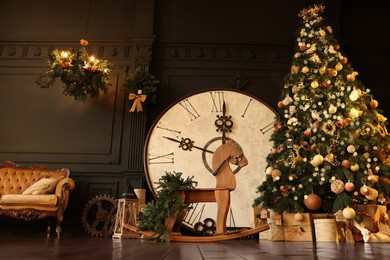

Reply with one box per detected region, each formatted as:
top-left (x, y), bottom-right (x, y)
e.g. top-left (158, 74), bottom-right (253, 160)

top-left (129, 92), bottom-right (147, 112)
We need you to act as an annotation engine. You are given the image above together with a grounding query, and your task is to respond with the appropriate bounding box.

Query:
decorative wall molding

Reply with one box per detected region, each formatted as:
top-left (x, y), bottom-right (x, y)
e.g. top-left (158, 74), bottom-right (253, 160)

top-left (154, 43), bottom-right (390, 69)
top-left (0, 38), bottom-right (155, 65)
top-left (155, 43), bottom-right (292, 63)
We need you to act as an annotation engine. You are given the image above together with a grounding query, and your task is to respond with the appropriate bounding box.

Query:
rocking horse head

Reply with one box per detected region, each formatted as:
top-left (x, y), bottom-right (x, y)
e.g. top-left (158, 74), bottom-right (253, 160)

top-left (211, 140), bottom-right (248, 190)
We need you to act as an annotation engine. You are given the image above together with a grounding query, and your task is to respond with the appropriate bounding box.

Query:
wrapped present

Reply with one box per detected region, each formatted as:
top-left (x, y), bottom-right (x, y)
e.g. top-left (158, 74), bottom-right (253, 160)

top-left (355, 205), bottom-right (387, 232)
top-left (283, 212), bottom-right (314, 241)
top-left (253, 207), bottom-right (269, 228)
top-left (259, 211), bottom-right (284, 241)
top-left (268, 224), bottom-right (285, 241)
top-left (314, 218), bottom-right (338, 242)
top-left (312, 214), bottom-right (343, 242)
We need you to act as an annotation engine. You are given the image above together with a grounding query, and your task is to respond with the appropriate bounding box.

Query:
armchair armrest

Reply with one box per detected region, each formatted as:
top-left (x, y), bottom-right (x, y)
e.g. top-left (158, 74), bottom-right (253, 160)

top-left (54, 178), bottom-right (75, 208)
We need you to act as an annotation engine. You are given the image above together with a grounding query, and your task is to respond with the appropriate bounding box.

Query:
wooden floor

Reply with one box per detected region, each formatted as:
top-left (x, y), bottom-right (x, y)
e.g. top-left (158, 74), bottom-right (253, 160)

top-left (1, 234), bottom-right (390, 260)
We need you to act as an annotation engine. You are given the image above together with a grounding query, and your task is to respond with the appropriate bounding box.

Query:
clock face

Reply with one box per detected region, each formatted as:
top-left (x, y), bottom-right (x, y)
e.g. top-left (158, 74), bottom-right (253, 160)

top-left (144, 88), bottom-right (276, 228)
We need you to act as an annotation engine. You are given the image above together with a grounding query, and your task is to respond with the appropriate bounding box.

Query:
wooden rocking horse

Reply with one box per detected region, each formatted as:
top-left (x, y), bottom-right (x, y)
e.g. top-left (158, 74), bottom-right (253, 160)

top-left (126, 140), bottom-right (269, 242)
top-left (211, 139), bottom-right (248, 233)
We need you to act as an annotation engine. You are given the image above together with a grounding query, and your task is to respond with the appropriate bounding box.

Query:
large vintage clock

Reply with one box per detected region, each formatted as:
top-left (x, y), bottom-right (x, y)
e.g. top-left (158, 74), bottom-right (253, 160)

top-left (144, 88), bottom-right (276, 230)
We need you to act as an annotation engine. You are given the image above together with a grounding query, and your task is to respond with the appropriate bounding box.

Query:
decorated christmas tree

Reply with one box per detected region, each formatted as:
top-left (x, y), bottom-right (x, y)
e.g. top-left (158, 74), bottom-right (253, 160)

top-left (254, 4), bottom-right (390, 214)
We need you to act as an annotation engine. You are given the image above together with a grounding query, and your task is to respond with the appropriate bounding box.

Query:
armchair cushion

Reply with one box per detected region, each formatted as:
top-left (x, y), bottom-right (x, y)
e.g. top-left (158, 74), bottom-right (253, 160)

top-left (22, 177), bottom-right (62, 195)
top-left (0, 194), bottom-right (58, 206)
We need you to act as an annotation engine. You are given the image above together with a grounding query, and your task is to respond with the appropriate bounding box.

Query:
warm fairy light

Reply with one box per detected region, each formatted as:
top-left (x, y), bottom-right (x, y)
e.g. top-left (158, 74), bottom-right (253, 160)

top-left (61, 51), bottom-right (69, 59)
top-left (89, 55), bottom-right (95, 62)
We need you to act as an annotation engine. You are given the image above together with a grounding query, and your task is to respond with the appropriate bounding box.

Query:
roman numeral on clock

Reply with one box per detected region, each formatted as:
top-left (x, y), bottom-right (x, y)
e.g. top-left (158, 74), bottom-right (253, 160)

top-left (147, 152), bottom-right (174, 165)
top-left (241, 98), bottom-right (253, 118)
top-left (179, 99), bottom-right (200, 121)
top-left (260, 120), bottom-right (277, 134)
top-left (156, 122), bottom-right (181, 138)
top-left (210, 91), bottom-right (225, 112)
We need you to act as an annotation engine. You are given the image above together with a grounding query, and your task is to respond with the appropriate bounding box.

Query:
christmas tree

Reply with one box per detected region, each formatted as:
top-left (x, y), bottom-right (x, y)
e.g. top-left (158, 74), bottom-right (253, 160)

top-left (254, 4), bottom-right (390, 214)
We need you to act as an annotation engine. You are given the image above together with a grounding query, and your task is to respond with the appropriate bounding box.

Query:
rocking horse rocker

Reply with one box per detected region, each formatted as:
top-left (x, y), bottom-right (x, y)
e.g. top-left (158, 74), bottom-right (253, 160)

top-left (129, 140), bottom-right (270, 242)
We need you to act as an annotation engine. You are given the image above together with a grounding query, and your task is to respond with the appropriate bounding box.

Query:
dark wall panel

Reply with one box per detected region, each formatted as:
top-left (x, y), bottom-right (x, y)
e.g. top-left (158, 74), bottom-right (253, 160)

top-left (1, 0), bottom-right (390, 236)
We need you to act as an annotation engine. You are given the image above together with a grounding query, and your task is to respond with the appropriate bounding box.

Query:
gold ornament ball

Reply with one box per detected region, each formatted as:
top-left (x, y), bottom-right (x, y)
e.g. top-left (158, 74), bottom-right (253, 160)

top-left (347, 145), bottom-right (356, 153)
top-left (265, 166), bottom-right (274, 175)
top-left (335, 63), bottom-right (343, 71)
top-left (342, 207), bottom-right (356, 220)
top-left (302, 66), bottom-right (309, 73)
top-left (350, 163), bottom-right (360, 172)
top-left (304, 193), bottom-right (322, 211)
top-left (310, 154), bottom-right (324, 167)
top-left (331, 179), bottom-right (345, 194)
top-left (311, 81), bottom-right (319, 89)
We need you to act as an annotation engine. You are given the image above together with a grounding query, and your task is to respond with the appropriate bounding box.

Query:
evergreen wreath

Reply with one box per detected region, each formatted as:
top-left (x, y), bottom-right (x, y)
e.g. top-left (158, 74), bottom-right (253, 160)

top-left (36, 42), bottom-right (112, 100)
top-left (122, 67), bottom-right (159, 108)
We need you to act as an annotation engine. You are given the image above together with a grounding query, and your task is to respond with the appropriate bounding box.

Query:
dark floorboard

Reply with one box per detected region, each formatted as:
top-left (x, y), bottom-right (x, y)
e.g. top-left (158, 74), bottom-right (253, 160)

top-left (0, 234), bottom-right (390, 260)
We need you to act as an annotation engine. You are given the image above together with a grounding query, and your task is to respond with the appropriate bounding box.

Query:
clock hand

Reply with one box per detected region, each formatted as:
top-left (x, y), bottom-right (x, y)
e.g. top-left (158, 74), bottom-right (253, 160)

top-left (215, 101), bottom-right (233, 144)
top-left (163, 136), bottom-right (214, 154)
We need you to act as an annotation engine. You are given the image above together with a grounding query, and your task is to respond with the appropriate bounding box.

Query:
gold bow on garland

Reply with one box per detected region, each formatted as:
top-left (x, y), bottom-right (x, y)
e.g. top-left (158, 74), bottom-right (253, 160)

top-left (129, 91), bottom-right (147, 112)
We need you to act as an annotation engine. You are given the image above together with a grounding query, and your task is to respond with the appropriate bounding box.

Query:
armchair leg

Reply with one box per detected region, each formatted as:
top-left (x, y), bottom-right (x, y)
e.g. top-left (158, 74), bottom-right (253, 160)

top-left (47, 224), bottom-right (51, 238)
top-left (56, 209), bottom-right (64, 238)
top-left (55, 225), bottom-right (62, 238)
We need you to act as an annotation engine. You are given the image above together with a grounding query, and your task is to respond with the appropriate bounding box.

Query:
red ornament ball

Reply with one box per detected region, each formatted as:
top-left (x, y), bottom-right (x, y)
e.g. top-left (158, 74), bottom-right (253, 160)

top-left (80, 38), bottom-right (89, 46)
top-left (304, 193), bottom-right (322, 211)
top-left (360, 185), bottom-right (370, 195)
top-left (344, 181), bottom-right (355, 192)
top-left (304, 129), bottom-right (312, 138)
top-left (370, 100), bottom-right (378, 108)
top-left (271, 169), bottom-right (282, 178)
top-left (341, 160), bottom-right (351, 169)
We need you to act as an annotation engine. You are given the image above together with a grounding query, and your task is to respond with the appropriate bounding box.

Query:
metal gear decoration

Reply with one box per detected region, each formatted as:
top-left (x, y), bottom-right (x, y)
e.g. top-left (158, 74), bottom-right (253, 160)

top-left (81, 194), bottom-right (118, 238)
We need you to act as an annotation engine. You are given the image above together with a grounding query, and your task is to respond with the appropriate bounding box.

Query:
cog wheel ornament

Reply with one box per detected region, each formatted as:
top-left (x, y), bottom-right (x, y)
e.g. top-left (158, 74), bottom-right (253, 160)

top-left (81, 194), bottom-right (118, 237)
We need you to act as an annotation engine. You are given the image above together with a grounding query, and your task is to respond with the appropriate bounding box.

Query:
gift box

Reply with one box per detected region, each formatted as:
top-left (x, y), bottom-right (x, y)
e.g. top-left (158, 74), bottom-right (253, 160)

top-left (268, 224), bottom-right (285, 241)
top-left (253, 206), bottom-right (269, 228)
top-left (313, 218), bottom-right (338, 242)
top-left (355, 205), bottom-right (387, 231)
top-left (253, 207), bottom-right (271, 240)
top-left (255, 209), bottom-right (285, 241)
top-left (312, 214), bottom-right (341, 242)
top-left (283, 213), bottom-right (314, 241)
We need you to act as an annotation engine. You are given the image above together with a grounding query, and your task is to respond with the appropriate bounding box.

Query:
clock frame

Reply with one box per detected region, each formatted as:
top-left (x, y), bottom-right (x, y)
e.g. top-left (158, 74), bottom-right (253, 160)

top-left (144, 88), bottom-right (276, 229)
